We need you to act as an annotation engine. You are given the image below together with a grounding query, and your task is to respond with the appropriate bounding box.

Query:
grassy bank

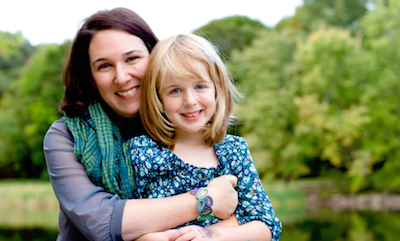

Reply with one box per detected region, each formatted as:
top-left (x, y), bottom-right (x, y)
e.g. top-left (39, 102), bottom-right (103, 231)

top-left (0, 178), bottom-right (313, 229)
top-left (0, 180), bottom-right (59, 230)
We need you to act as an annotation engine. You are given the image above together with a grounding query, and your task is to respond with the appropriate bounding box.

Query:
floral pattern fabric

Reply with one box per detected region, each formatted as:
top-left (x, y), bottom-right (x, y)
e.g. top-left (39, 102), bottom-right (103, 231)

top-left (129, 134), bottom-right (282, 241)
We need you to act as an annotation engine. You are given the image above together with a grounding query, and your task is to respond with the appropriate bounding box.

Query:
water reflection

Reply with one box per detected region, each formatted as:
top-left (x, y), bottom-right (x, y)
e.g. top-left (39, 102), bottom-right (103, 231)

top-left (281, 210), bottom-right (400, 241)
top-left (0, 227), bottom-right (57, 241)
top-left (0, 210), bottom-right (398, 241)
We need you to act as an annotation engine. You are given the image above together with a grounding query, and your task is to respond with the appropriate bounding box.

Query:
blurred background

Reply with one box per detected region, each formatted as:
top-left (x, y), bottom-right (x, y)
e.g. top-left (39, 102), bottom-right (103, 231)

top-left (1, 0), bottom-right (400, 240)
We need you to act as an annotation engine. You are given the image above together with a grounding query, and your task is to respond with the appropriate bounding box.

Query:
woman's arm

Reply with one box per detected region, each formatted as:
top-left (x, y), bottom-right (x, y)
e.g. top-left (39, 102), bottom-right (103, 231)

top-left (44, 119), bottom-right (125, 240)
top-left (44, 119), bottom-right (238, 241)
top-left (169, 221), bottom-right (271, 241)
top-left (122, 175), bottom-right (238, 240)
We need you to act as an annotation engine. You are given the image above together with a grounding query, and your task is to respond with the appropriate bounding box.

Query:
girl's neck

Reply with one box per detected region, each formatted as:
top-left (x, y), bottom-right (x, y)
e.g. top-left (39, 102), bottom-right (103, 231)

top-left (174, 131), bottom-right (205, 147)
top-left (173, 133), bottom-right (218, 168)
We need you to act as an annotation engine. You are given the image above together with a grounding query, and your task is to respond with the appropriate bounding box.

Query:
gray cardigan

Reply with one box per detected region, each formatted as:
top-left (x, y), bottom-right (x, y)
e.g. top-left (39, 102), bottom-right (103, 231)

top-left (43, 118), bottom-right (125, 241)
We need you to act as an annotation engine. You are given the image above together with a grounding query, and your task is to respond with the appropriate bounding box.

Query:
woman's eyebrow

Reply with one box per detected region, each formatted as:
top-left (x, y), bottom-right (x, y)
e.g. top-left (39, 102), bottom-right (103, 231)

top-left (92, 50), bottom-right (142, 66)
top-left (123, 50), bottom-right (142, 56)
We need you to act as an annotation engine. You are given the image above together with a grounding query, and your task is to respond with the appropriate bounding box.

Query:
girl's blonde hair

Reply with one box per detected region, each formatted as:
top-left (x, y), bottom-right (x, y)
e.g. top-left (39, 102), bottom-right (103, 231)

top-left (140, 33), bottom-right (240, 148)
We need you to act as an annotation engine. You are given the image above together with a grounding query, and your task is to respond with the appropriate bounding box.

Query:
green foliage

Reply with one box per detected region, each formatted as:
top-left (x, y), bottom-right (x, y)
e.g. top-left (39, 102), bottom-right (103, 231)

top-left (0, 43), bottom-right (67, 178)
top-left (294, 29), bottom-right (376, 189)
top-left (194, 15), bottom-right (267, 60)
top-left (0, 31), bottom-right (34, 95)
top-left (276, 0), bottom-right (370, 33)
top-left (232, 21), bottom-right (400, 192)
top-left (355, 0), bottom-right (400, 192)
top-left (230, 29), bottom-right (299, 178)
top-left (228, 0), bottom-right (400, 193)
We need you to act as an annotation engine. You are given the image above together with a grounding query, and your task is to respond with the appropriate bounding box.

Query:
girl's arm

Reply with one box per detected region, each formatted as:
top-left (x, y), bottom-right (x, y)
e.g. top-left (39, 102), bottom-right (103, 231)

top-left (231, 136), bottom-right (282, 241)
top-left (44, 119), bottom-right (238, 241)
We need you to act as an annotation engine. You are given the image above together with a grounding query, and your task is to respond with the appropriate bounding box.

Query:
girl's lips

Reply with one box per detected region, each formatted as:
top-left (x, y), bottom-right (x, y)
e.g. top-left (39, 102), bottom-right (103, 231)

top-left (182, 110), bottom-right (201, 117)
top-left (181, 110), bottom-right (203, 121)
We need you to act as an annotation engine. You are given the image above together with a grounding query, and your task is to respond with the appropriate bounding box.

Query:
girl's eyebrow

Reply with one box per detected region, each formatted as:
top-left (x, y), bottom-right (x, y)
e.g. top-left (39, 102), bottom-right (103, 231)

top-left (91, 50), bottom-right (142, 66)
top-left (164, 83), bottom-right (179, 90)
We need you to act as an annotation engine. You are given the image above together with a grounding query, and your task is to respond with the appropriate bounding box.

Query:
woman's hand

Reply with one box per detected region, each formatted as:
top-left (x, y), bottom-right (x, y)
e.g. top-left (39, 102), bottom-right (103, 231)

top-left (206, 175), bottom-right (238, 219)
top-left (135, 229), bottom-right (177, 241)
top-left (168, 226), bottom-right (220, 241)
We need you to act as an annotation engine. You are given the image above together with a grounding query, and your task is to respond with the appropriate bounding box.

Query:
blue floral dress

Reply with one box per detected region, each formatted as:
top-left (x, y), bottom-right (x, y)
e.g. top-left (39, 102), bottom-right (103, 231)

top-left (129, 134), bottom-right (282, 241)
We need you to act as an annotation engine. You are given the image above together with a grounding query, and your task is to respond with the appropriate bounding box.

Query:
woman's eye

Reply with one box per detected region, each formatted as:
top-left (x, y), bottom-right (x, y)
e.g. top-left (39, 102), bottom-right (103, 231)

top-left (98, 63), bottom-right (111, 70)
top-left (127, 56), bottom-right (139, 62)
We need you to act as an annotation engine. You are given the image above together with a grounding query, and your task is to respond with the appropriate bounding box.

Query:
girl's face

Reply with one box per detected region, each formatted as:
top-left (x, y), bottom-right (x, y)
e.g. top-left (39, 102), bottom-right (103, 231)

top-left (89, 29), bottom-right (150, 118)
top-left (160, 61), bottom-right (217, 139)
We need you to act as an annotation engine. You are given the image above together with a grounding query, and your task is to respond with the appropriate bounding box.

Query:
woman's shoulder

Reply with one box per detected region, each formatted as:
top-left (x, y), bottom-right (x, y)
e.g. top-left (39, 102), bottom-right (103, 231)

top-left (48, 117), bottom-right (67, 130)
top-left (43, 117), bottom-right (74, 150)
top-left (44, 117), bottom-right (71, 140)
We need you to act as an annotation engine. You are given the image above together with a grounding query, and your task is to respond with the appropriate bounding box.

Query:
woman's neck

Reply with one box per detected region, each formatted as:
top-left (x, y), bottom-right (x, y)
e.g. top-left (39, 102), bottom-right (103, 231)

top-left (101, 102), bottom-right (145, 139)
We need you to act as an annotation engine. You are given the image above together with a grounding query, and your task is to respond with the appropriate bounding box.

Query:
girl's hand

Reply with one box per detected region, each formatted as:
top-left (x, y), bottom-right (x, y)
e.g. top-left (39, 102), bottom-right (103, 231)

top-left (168, 226), bottom-right (220, 241)
top-left (135, 229), bottom-right (177, 241)
top-left (206, 175), bottom-right (238, 219)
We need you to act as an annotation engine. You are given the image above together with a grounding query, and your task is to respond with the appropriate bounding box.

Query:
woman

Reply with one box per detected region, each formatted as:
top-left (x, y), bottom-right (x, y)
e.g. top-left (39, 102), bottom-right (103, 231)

top-left (43, 8), bottom-right (238, 241)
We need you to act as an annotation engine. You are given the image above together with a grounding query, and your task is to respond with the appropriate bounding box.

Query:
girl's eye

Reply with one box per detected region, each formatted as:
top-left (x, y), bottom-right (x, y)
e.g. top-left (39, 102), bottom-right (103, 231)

top-left (170, 88), bottom-right (181, 94)
top-left (196, 85), bottom-right (206, 90)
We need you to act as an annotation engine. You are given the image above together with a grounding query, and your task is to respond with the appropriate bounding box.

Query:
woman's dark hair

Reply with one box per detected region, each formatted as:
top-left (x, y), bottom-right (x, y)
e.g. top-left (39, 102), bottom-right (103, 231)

top-left (60, 7), bottom-right (159, 116)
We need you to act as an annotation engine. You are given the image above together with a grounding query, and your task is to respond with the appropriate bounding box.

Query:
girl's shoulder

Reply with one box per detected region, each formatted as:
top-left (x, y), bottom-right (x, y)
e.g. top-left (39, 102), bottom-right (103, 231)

top-left (219, 134), bottom-right (248, 149)
top-left (216, 135), bottom-right (250, 161)
top-left (129, 135), bottom-right (158, 148)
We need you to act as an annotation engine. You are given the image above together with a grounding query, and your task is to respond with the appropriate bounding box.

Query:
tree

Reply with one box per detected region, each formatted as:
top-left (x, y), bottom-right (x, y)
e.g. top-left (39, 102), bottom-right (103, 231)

top-left (276, 0), bottom-right (370, 34)
top-left (229, 29), bottom-right (299, 178)
top-left (232, 27), bottom-right (383, 193)
top-left (0, 31), bottom-right (34, 95)
top-left (359, 0), bottom-right (400, 192)
top-left (194, 15), bottom-right (267, 60)
top-left (0, 42), bottom-right (68, 178)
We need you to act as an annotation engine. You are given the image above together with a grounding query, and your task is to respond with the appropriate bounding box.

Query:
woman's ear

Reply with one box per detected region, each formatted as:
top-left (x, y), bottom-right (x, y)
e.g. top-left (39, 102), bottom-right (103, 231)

top-left (90, 78), bottom-right (98, 88)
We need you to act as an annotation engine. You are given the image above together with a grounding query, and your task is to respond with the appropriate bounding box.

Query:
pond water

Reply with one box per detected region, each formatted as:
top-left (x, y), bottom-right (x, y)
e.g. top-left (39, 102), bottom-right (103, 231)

top-left (281, 209), bottom-right (400, 241)
top-left (0, 228), bottom-right (58, 241)
top-left (0, 209), bottom-right (398, 241)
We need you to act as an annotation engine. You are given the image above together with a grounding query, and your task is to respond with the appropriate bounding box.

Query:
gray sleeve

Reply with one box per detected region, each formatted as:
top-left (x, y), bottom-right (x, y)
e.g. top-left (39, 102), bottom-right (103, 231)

top-left (43, 118), bottom-right (127, 241)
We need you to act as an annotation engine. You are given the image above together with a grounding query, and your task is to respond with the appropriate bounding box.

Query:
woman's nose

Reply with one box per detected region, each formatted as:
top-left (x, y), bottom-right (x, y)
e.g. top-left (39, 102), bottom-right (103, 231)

top-left (115, 63), bottom-right (131, 84)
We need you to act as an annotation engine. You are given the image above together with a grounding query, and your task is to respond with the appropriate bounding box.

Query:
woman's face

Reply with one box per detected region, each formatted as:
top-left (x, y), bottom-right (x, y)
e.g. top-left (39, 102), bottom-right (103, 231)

top-left (89, 29), bottom-right (150, 118)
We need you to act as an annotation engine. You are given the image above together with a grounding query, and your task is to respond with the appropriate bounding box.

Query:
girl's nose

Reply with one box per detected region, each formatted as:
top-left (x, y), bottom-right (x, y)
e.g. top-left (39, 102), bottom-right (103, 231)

top-left (183, 91), bottom-right (197, 107)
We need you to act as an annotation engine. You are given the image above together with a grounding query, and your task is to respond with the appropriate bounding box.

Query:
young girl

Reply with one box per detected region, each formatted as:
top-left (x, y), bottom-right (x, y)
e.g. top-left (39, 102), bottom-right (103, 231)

top-left (130, 33), bottom-right (282, 241)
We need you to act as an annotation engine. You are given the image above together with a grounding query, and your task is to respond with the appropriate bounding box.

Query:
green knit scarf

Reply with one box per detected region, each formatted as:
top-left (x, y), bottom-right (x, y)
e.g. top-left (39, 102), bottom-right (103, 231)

top-left (64, 102), bottom-right (134, 199)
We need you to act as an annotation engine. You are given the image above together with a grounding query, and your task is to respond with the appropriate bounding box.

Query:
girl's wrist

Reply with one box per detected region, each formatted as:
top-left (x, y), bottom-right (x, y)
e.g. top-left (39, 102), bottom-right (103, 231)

top-left (189, 187), bottom-right (215, 221)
